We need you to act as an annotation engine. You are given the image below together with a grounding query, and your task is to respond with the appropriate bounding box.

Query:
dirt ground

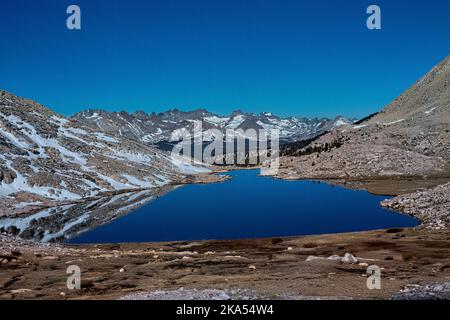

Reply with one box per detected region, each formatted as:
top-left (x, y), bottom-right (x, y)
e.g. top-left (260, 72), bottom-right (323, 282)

top-left (1, 226), bottom-right (450, 300)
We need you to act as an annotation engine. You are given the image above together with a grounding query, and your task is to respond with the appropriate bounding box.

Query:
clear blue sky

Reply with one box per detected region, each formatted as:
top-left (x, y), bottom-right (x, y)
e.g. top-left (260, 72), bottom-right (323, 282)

top-left (0, 0), bottom-right (449, 118)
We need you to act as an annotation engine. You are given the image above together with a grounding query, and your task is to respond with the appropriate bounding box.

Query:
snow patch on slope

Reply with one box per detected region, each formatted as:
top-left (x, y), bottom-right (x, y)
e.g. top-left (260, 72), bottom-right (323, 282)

top-left (170, 156), bottom-right (211, 174)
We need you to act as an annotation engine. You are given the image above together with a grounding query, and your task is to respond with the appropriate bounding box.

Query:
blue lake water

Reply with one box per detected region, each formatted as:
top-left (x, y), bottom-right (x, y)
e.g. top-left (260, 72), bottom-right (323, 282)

top-left (68, 169), bottom-right (418, 244)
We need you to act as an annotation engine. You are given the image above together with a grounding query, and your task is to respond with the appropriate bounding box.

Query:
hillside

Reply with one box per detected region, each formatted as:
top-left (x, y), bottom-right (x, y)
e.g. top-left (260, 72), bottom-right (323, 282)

top-left (0, 90), bottom-right (206, 216)
top-left (276, 55), bottom-right (450, 183)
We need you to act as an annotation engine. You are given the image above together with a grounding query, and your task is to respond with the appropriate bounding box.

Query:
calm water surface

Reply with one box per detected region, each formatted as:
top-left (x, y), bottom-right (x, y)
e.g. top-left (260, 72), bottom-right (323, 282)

top-left (68, 170), bottom-right (418, 244)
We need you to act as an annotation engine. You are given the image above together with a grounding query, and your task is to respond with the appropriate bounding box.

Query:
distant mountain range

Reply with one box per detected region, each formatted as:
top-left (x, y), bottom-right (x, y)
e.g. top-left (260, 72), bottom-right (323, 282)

top-left (0, 88), bottom-right (354, 211)
top-left (72, 109), bottom-right (353, 144)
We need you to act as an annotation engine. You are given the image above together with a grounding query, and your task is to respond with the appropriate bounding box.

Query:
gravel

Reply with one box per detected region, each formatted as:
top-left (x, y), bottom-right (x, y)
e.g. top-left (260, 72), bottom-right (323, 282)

top-left (120, 288), bottom-right (268, 300)
top-left (392, 283), bottom-right (450, 300)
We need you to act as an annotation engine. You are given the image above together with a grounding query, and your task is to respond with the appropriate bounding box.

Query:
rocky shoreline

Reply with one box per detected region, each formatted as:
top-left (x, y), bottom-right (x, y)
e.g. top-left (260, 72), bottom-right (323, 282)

top-left (381, 182), bottom-right (450, 231)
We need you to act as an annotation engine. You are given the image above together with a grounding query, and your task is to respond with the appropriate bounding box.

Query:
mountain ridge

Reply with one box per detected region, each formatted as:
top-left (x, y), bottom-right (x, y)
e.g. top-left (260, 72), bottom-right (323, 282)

top-left (72, 108), bottom-right (353, 144)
